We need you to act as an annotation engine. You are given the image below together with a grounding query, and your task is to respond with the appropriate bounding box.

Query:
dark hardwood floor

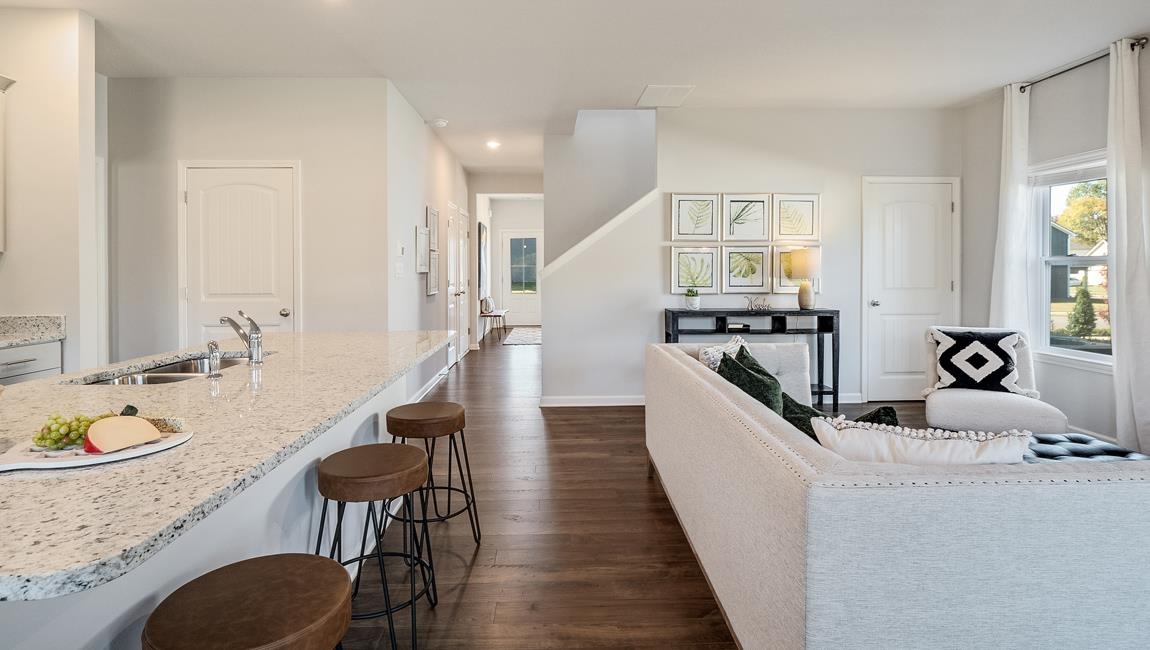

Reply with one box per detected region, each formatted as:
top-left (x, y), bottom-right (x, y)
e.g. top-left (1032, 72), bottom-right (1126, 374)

top-left (342, 337), bottom-right (924, 649)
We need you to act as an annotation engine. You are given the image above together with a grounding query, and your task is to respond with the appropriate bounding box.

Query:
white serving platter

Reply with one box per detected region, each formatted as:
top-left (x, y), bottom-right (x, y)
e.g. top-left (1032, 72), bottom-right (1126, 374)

top-left (0, 418), bottom-right (193, 473)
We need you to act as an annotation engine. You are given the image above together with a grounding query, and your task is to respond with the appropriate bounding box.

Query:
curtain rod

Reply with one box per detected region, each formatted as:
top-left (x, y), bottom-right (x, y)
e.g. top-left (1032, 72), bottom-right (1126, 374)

top-left (1019, 37), bottom-right (1148, 93)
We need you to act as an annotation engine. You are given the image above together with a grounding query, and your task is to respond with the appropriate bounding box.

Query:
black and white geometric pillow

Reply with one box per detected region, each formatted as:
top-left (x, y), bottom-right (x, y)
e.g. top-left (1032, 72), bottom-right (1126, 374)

top-left (929, 328), bottom-right (1027, 395)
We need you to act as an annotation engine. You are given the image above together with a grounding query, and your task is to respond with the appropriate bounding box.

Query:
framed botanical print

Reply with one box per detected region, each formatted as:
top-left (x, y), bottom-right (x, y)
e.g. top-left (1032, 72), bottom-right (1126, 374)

top-left (721, 246), bottom-right (771, 293)
top-left (773, 245), bottom-right (821, 294)
top-left (722, 194), bottom-right (771, 241)
top-left (772, 194), bottom-right (820, 241)
top-left (670, 193), bottom-right (719, 241)
top-left (415, 226), bottom-right (430, 273)
top-left (427, 251), bottom-right (440, 295)
top-left (670, 247), bottom-right (719, 294)
top-left (427, 206), bottom-right (440, 251)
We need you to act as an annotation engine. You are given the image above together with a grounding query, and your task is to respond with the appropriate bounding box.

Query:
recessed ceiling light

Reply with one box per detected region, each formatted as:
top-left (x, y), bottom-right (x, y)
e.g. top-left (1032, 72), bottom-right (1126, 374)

top-left (429, 118), bottom-right (449, 128)
top-left (485, 140), bottom-right (502, 150)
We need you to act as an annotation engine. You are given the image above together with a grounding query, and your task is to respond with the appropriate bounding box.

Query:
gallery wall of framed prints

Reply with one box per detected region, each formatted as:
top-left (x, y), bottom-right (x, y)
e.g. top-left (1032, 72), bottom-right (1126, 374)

top-left (667, 193), bottom-right (822, 296)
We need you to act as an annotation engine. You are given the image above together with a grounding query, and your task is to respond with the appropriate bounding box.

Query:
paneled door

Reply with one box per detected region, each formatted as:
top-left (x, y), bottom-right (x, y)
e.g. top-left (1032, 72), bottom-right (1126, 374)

top-left (500, 230), bottom-right (543, 326)
top-left (183, 165), bottom-right (298, 346)
top-left (862, 178), bottom-right (959, 400)
top-left (446, 204), bottom-right (459, 366)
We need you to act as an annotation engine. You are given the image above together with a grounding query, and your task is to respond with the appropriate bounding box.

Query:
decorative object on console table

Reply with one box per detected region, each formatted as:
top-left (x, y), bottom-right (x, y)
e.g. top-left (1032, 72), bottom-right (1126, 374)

top-left (772, 193), bottom-right (821, 241)
top-left (664, 307), bottom-right (840, 409)
top-left (670, 247), bottom-right (718, 294)
top-left (722, 193), bottom-right (771, 240)
top-left (774, 246), bottom-right (821, 295)
top-left (788, 247), bottom-right (822, 309)
top-left (427, 206), bottom-right (439, 251)
top-left (670, 193), bottom-right (719, 241)
top-left (427, 251), bottom-right (440, 295)
top-left (415, 226), bottom-right (430, 273)
top-left (684, 288), bottom-right (700, 310)
top-left (722, 245), bottom-right (771, 293)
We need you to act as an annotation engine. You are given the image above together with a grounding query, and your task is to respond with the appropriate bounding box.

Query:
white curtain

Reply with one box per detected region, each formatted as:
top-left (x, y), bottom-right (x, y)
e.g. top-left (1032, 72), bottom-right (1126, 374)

top-left (988, 84), bottom-right (1032, 331)
top-left (1109, 38), bottom-right (1150, 451)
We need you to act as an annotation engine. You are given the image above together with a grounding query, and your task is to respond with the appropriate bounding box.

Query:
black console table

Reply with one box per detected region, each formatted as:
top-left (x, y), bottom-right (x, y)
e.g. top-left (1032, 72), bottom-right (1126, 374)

top-left (664, 308), bottom-right (840, 410)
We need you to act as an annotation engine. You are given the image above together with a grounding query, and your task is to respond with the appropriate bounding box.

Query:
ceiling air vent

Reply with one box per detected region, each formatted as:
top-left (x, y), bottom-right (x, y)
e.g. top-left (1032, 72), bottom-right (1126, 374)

top-left (636, 84), bottom-right (695, 108)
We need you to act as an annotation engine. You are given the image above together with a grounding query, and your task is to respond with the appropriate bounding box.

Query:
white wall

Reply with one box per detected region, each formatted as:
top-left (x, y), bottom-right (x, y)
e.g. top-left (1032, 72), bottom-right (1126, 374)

top-left (543, 110), bottom-right (656, 263)
top-left (542, 107), bottom-right (963, 404)
top-left (107, 78), bottom-right (390, 361)
top-left (490, 198), bottom-right (544, 326)
top-left (1028, 57), bottom-right (1109, 165)
top-left (385, 81), bottom-right (469, 396)
top-left (0, 9), bottom-right (98, 371)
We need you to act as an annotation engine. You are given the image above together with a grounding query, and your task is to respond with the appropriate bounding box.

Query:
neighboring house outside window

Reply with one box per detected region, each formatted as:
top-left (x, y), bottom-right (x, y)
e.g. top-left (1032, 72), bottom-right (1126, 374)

top-left (1033, 162), bottom-right (1111, 359)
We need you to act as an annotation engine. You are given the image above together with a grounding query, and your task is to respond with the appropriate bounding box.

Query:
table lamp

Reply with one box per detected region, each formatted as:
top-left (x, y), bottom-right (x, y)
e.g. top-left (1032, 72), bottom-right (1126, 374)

top-left (788, 247), bottom-right (821, 310)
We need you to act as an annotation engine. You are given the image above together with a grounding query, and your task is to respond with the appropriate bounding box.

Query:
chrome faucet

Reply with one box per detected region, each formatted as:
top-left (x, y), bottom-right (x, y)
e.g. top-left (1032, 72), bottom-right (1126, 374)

top-left (206, 340), bottom-right (223, 378)
top-left (219, 310), bottom-right (263, 365)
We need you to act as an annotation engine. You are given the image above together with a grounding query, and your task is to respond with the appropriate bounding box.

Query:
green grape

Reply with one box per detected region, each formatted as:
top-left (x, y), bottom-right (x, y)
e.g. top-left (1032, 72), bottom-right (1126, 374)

top-left (33, 412), bottom-right (106, 450)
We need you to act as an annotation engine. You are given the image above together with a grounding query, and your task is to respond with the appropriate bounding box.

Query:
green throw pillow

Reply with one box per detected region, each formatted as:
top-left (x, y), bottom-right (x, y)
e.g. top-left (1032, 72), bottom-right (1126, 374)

top-left (717, 353), bottom-right (783, 413)
top-left (732, 345), bottom-right (898, 441)
top-left (782, 393), bottom-right (898, 440)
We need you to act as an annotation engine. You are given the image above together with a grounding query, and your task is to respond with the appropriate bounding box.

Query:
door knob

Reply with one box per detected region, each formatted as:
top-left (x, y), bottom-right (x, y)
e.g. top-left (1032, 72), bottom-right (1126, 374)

top-left (279, 308), bottom-right (291, 317)
top-left (869, 300), bottom-right (881, 307)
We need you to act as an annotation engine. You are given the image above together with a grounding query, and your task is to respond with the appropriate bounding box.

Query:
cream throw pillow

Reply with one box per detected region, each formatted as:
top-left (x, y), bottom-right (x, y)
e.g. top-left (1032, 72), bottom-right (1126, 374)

top-left (812, 417), bottom-right (1032, 465)
top-left (698, 336), bottom-right (748, 371)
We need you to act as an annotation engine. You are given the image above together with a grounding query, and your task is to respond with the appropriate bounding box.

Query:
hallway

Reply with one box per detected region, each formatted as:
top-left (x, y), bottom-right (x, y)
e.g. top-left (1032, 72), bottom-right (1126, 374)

top-left (343, 339), bottom-right (735, 648)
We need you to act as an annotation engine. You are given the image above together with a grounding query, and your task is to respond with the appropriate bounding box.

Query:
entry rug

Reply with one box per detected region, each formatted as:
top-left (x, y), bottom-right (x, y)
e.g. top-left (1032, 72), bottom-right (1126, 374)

top-left (503, 327), bottom-right (542, 346)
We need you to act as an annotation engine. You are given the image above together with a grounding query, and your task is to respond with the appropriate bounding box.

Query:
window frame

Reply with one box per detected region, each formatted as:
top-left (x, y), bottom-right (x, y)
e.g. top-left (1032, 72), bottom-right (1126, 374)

top-left (508, 236), bottom-right (538, 295)
top-left (1028, 152), bottom-right (1112, 367)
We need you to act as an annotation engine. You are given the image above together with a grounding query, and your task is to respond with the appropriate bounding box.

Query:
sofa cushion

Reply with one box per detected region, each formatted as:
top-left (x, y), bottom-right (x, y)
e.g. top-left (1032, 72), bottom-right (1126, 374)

top-left (926, 388), bottom-right (1068, 434)
top-left (929, 327), bottom-right (1027, 395)
top-left (699, 335), bottom-right (748, 371)
top-left (812, 417), bottom-right (1032, 465)
top-left (717, 352), bottom-right (782, 412)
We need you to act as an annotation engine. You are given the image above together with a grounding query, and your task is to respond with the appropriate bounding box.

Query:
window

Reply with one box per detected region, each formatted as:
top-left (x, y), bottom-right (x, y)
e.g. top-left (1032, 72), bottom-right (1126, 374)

top-left (509, 237), bottom-right (537, 294)
top-left (1035, 167), bottom-right (1110, 357)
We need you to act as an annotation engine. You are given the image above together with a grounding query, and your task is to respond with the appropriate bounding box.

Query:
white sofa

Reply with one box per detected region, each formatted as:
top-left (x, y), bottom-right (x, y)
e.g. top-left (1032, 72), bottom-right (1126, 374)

top-left (646, 342), bottom-right (1150, 650)
top-left (924, 327), bottom-right (1069, 434)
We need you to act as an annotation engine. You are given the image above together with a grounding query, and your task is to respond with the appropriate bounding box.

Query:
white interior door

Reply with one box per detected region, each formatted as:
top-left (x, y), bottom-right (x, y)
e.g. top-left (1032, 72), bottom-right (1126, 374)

top-left (456, 214), bottom-right (470, 357)
top-left (863, 179), bottom-right (959, 400)
top-left (500, 230), bottom-right (543, 326)
top-left (183, 166), bottom-right (297, 346)
top-left (446, 204), bottom-right (459, 365)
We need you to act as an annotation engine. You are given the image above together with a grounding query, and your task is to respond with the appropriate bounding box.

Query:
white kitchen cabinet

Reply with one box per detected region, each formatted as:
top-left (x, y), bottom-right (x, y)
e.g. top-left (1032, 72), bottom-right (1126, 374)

top-left (0, 341), bottom-right (62, 384)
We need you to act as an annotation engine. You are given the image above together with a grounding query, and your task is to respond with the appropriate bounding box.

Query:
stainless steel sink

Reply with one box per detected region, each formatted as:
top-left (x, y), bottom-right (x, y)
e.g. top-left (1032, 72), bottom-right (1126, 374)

top-left (145, 357), bottom-right (246, 374)
top-left (87, 373), bottom-right (201, 386)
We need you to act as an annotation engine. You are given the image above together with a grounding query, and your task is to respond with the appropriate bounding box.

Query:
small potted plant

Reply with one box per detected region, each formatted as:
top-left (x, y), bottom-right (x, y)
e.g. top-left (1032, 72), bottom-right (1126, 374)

top-left (684, 287), bottom-right (701, 311)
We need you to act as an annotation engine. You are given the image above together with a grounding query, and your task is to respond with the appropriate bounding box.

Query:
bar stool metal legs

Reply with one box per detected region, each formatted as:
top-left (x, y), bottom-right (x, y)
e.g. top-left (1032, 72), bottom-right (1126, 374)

top-left (314, 443), bottom-right (436, 650)
top-left (393, 431), bottom-right (482, 544)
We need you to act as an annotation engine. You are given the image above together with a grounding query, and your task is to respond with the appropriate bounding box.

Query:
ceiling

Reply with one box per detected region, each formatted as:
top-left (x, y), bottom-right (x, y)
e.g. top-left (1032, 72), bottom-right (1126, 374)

top-left (15, 0), bottom-right (1150, 171)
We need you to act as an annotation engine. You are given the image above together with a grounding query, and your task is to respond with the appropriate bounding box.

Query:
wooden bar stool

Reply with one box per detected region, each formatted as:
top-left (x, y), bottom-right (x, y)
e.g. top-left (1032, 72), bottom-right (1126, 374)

top-left (142, 553), bottom-right (351, 650)
top-left (386, 401), bottom-right (482, 544)
top-left (314, 443), bottom-right (437, 650)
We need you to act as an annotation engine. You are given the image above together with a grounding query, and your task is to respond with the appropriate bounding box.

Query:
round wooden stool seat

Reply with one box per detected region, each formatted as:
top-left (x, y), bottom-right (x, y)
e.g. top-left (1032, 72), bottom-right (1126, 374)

top-left (386, 401), bottom-right (465, 439)
top-left (318, 443), bottom-right (428, 503)
top-left (142, 553), bottom-right (350, 650)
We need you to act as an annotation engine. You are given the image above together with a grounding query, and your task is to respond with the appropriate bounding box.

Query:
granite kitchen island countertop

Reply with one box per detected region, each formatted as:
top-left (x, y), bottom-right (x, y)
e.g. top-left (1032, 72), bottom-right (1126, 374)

top-left (0, 330), bottom-right (451, 601)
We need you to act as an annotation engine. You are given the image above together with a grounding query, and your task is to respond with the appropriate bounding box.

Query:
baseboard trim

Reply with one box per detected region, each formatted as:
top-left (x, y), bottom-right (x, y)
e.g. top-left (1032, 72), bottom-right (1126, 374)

top-left (409, 365), bottom-right (449, 403)
top-left (539, 395), bottom-right (646, 407)
top-left (837, 392), bottom-right (864, 404)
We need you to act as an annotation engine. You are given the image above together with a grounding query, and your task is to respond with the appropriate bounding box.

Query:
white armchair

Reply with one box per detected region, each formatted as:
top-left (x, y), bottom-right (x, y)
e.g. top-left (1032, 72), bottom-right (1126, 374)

top-left (924, 328), bottom-right (1068, 434)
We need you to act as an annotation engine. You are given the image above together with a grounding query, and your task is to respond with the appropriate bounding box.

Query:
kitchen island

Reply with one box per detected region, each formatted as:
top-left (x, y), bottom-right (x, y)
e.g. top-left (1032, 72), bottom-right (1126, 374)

top-left (0, 331), bottom-right (451, 649)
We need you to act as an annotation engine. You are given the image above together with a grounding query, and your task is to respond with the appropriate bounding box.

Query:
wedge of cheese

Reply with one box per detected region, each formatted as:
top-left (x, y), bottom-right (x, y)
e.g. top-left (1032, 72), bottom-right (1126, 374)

top-left (83, 416), bottom-right (162, 454)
